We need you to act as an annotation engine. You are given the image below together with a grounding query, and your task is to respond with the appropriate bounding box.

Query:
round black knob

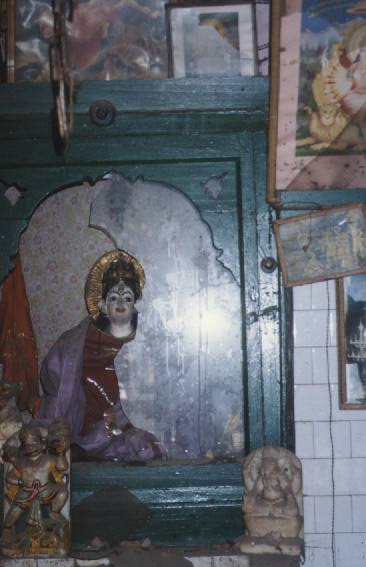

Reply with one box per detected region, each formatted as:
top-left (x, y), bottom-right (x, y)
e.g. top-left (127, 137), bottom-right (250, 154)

top-left (260, 257), bottom-right (278, 273)
top-left (89, 100), bottom-right (116, 127)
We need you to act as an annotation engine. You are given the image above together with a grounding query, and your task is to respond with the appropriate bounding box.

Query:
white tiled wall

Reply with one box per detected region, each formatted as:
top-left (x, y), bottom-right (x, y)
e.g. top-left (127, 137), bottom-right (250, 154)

top-left (294, 281), bottom-right (366, 567)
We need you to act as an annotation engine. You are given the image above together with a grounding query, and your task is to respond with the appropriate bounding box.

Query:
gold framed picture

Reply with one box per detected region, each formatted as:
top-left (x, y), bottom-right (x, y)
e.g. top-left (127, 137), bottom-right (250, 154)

top-left (268, 1), bottom-right (366, 201)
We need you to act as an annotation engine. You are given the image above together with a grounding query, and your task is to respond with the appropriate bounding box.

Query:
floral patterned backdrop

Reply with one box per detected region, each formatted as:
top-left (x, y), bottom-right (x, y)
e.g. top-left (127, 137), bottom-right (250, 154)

top-left (20, 182), bottom-right (114, 364)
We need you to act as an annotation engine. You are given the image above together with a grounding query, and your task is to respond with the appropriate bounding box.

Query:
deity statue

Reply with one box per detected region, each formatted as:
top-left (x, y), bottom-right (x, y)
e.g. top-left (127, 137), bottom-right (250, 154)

top-left (0, 418), bottom-right (70, 557)
top-left (33, 249), bottom-right (163, 462)
top-left (238, 446), bottom-right (303, 556)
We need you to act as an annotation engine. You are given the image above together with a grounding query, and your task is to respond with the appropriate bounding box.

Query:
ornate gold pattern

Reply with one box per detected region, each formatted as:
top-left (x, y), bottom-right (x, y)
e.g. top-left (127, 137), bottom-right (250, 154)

top-left (85, 250), bottom-right (145, 320)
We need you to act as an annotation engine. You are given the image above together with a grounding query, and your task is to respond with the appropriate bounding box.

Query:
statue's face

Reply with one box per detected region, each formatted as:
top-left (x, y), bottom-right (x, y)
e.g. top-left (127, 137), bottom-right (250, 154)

top-left (99, 281), bottom-right (135, 326)
top-left (21, 433), bottom-right (44, 457)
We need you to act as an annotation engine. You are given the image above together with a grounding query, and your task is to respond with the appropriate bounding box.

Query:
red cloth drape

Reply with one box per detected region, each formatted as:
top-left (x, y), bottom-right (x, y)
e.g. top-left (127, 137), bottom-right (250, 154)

top-left (0, 254), bottom-right (39, 411)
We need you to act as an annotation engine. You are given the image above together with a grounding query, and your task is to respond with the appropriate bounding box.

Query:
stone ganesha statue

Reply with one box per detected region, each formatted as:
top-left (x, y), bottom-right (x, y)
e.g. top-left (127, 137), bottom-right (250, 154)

top-left (238, 446), bottom-right (303, 556)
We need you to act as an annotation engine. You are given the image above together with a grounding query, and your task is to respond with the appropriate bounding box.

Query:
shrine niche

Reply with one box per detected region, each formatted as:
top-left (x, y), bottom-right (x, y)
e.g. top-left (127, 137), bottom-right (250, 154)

top-left (19, 173), bottom-right (243, 461)
top-left (0, 69), bottom-right (287, 549)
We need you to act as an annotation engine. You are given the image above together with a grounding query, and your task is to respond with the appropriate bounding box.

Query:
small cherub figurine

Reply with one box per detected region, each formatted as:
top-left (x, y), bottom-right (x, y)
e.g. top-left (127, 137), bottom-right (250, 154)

top-left (0, 418), bottom-right (70, 557)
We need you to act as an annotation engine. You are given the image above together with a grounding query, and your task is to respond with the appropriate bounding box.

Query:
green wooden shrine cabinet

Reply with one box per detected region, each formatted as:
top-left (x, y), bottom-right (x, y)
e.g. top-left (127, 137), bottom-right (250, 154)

top-left (0, 76), bottom-right (292, 546)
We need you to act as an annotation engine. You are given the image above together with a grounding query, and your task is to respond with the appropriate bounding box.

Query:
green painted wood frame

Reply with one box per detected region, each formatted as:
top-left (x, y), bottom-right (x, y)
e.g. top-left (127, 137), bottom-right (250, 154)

top-left (0, 76), bottom-right (292, 545)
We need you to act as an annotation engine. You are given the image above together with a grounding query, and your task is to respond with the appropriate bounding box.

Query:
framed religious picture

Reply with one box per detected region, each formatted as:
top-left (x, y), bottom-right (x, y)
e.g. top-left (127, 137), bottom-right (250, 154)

top-left (6, 0), bottom-right (168, 82)
top-left (268, 1), bottom-right (366, 202)
top-left (166, 2), bottom-right (256, 78)
top-left (337, 274), bottom-right (366, 409)
top-left (273, 204), bottom-right (366, 287)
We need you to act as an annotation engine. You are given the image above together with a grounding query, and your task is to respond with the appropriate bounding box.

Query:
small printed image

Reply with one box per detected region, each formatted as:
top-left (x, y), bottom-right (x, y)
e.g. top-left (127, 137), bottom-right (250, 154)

top-left (182, 11), bottom-right (240, 77)
top-left (274, 204), bottom-right (366, 287)
top-left (168, 3), bottom-right (256, 78)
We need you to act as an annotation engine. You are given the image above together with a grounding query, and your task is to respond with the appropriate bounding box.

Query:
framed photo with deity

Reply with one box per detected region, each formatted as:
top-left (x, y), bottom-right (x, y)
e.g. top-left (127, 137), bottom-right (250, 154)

top-left (4, 0), bottom-right (169, 83)
top-left (273, 204), bottom-right (366, 287)
top-left (268, 1), bottom-right (366, 202)
top-left (166, 2), bottom-right (256, 78)
top-left (337, 274), bottom-right (366, 409)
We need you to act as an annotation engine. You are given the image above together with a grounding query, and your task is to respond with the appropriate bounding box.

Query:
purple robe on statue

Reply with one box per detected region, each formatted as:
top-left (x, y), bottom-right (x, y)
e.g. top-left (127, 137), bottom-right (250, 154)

top-left (34, 317), bottom-right (160, 461)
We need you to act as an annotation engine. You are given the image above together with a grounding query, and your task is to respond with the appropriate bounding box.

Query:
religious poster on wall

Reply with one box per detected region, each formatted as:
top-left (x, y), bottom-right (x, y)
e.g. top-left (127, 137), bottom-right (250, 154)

top-left (269, 0), bottom-right (366, 197)
top-left (273, 204), bottom-right (366, 287)
top-left (6, 0), bottom-right (168, 82)
top-left (337, 273), bottom-right (366, 409)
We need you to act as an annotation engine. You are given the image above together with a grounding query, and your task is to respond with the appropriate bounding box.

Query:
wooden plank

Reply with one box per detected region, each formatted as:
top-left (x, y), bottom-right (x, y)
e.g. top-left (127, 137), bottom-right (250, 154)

top-left (280, 188), bottom-right (366, 210)
top-left (70, 462), bottom-right (243, 546)
top-left (237, 132), bottom-right (264, 450)
top-left (0, 159), bottom-right (239, 220)
top-left (0, 77), bottom-right (269, 116)
top-left (131, 505), bottom-right (243, 546)
top-left (0, 133), bottom-right (241, 169)
top-left (71, 461), bottom-right (243, 490)
top-left (0, 111), bottom-right (266, 140)
top-left (253, 131), bottom-right (282, 447)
